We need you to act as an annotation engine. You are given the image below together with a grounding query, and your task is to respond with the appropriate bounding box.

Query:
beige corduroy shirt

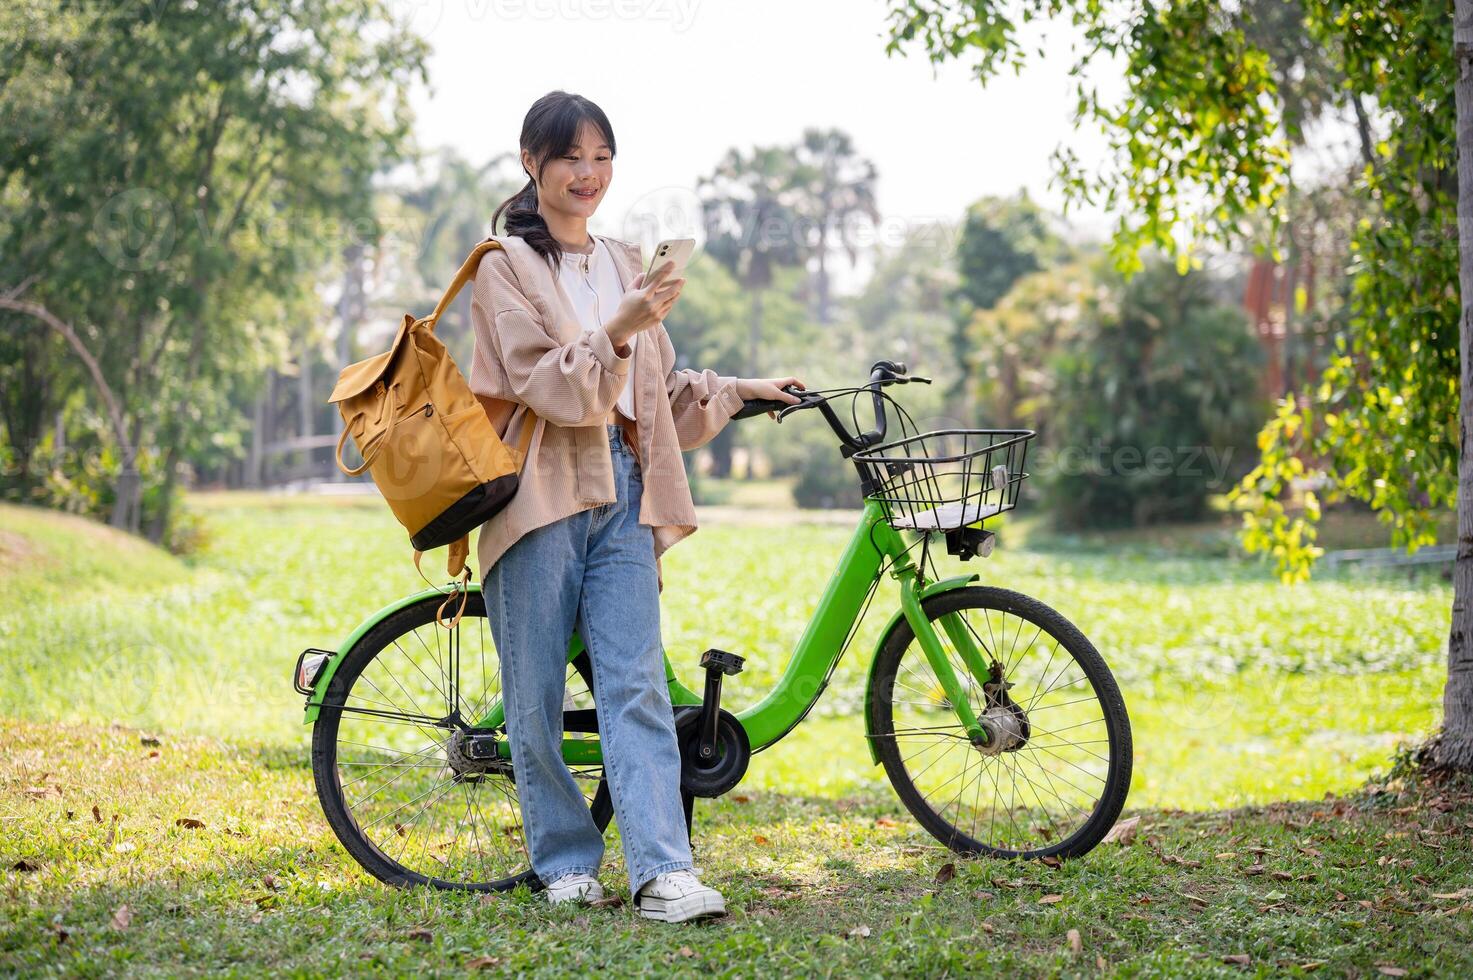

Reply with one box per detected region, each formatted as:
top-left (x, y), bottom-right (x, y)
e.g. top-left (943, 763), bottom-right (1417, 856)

top-left (467, 233), bottom-right (745, 584)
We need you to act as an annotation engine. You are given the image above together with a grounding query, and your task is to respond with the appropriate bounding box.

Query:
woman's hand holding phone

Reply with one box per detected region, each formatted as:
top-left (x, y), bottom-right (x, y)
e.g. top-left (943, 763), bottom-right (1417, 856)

top-left (604, 259), bottom-right (683, 354)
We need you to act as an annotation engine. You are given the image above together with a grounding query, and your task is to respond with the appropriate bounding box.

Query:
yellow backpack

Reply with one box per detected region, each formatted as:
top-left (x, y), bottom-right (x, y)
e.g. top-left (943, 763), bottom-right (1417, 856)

top-left (328, 239), bottom-right (534, 624)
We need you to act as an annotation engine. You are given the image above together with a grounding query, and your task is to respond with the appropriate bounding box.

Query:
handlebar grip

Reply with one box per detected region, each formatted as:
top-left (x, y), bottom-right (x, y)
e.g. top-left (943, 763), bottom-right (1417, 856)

top-left (731, 383), bottom-right (809, 421)
top-left (731, 398), bottom-right (789, 420)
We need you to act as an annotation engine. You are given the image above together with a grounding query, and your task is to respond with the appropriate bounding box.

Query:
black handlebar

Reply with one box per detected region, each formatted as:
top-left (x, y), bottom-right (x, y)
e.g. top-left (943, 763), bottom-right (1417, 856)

top-left (730, 359), bottom-right (931, 454)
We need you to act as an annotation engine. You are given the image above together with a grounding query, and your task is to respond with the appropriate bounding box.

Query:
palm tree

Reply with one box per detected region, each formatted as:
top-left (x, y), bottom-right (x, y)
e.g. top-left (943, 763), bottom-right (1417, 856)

top-left (789, 128), bottom-right (880, 325)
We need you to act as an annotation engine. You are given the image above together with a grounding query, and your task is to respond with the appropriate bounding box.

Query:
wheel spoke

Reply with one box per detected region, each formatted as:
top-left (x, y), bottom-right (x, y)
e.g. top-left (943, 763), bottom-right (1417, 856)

top-left (878, 592), bottom-right (1129, 858)
top-left (315, 597), bottom-right (612, 890)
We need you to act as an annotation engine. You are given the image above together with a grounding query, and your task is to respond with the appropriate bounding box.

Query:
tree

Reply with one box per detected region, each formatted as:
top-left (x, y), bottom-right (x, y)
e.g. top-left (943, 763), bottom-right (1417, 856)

top-left (965, 261), bottom-right (1091, 431)
top-left (1448, 0), bottom-right (1473, 771)
top-left (787, 128), bottom-right (881, 325)
top-left (882, 0), bottom-right (1472, 769)
top-left (0, 1), bottom-right (426, 539)
top-left (1044, 259), bottom-right (1266, 528)
top-left (948, 192), bottom-right (1063, 414)
top-left (699, 145), bottom-right (807, 385)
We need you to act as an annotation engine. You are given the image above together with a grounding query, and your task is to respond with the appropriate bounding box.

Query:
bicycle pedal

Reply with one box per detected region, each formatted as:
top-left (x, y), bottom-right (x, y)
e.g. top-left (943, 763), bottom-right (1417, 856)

top-left (698, 648), bottom-right (745, 675)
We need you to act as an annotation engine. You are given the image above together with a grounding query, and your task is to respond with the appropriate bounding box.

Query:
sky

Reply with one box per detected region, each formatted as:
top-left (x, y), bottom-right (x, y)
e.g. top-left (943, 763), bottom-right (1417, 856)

top-left (399, 0), bottom-right (1122, 287)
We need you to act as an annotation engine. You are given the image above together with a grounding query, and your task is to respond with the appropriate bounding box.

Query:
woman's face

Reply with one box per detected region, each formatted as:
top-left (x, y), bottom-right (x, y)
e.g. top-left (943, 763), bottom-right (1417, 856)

top-left (524, 120), bottom-right (612, 223)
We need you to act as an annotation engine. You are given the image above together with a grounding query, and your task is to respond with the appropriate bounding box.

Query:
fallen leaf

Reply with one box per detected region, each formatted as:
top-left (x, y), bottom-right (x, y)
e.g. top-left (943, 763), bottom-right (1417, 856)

top-left (111, 905), bottom-right (132, 931)
top-left (1039, 894), bottom-right (1063, 905)
top-left (1222, 953), bottom-right (1251, 965)
top-left (1269, 870), bottom-right (1293, 881)
top-left (679, 946), bottom-right (695, 957)
top-left (590, 894), bottom-right (624, 909)
top-left (981, 921), bottom-right (994, 933)
top-left (1264, 890), bottom-right (1288, 902)
top-left (175, 818), bottom-right (205, 830)
top-left (1376, 968), bottom-right (1407, 977)
top-left (1215, 851), bottom-right (1238, 860)
top-left (875, 817), bottom-right (898, 828)
top-left (1067, 928), bottom-right (1082, 954)
top-left (262, 874), bottom-right (277, 892)
top-left (91, 805), bottom-right (102, 823)
top-left (113, 841), bottom-right (136, 854)
top-left (847, 925), bottom-right (871, 938)
top-left (753, 835), bottom-right (770, 846)
top-left (405, 928), bottom-right (433, 942)
top-left (1039, 854), bottom-right (1062, 868)
top-left (140, 736), bottom-right (161, 747)
top-left (466, 956), bottom-right (502, 970)
top-left (1432, 888), bottom-right (1473, 900)
top-left (11, 859), bottom-right (40, 872)
top-left (1102, 816), bottom-right (1140, 845)
top-left (934, 863), bottom-right (956, 885)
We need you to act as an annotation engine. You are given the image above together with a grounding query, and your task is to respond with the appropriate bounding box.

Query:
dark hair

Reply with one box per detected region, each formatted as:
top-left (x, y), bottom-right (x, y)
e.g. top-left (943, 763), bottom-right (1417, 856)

top-left (491, 91), bottom-right (617, 269)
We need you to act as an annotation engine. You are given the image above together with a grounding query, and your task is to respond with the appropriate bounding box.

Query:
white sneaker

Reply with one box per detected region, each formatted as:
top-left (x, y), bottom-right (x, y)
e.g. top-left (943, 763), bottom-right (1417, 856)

top-left (545, 871), bottom-right (604, 906)
top-left (634, 869), bottom-right (726, 922)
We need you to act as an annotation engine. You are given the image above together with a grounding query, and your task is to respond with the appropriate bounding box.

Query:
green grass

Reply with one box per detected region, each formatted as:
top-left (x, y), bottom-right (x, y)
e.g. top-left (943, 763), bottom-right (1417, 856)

top-left (0, 496), bottom-right (1464, 975)
top-left (0, 497), bottom-right (1448, 807)
top-left (3, 718), bottom-right (1470, 976)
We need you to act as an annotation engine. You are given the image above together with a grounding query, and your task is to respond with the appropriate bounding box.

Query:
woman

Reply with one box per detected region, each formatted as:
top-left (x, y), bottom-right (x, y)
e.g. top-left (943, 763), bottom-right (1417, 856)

top-left (467, 90), bottom-right (805, 922)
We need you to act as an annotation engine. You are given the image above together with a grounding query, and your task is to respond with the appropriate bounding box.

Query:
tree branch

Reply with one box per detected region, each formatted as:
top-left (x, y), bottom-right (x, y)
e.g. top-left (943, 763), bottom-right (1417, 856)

top-left (0, 294), bottom-right (133, 459)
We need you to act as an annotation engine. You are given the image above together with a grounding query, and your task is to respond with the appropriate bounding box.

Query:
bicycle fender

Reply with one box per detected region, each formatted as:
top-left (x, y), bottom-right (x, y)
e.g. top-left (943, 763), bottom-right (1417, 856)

top-left (301, 583), bottom-right (482, 725)
top-left (862, 573), bottom-right (979, 764)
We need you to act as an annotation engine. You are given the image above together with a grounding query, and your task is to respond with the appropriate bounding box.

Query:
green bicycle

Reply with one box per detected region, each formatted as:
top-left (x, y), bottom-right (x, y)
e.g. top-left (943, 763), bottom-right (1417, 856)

top-left (294, 359), bottom-right (1133, 891)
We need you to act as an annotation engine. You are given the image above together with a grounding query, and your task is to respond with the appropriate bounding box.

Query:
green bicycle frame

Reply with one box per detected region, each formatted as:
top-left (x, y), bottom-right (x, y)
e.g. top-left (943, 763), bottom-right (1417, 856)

top-left (304, 499), bottom-right (999, 766)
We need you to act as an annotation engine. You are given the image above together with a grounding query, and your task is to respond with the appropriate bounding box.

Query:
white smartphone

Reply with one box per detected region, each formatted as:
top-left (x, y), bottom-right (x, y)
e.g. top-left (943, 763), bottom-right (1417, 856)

top-left (643, 238), bottom-right (695, 283)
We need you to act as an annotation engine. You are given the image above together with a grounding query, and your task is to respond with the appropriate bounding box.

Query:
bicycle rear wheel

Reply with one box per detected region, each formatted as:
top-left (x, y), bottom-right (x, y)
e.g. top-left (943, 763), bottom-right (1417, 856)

top-left (310, 591), bottom-right (612, 890)
top-left (869, 585), bottom-right (1131, 859)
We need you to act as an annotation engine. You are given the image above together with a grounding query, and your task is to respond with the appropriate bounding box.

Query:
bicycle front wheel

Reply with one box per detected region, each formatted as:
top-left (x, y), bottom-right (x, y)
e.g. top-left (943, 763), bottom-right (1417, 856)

top-left (310, 591), bottom-right (612, 890)
top-left (869, 586), bottom-right (1131, 859)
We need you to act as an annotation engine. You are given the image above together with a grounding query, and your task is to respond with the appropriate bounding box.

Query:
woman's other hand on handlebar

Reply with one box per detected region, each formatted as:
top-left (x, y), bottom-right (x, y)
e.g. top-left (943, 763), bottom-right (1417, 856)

top-left (605, 259), bottom-right (683, 352)
top-left (736, 376), bottom-right (807, 420)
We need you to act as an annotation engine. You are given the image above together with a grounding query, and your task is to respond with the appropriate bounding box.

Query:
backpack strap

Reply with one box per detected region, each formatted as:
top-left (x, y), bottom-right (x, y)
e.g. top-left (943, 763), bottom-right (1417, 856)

top-left (408, 237), bottom-right (543, 617)
top-left (420, 238), bottom-right (504, 333)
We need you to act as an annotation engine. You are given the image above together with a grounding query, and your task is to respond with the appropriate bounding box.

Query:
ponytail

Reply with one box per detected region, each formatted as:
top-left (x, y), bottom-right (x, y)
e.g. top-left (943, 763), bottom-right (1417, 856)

top-left (492, 177), bottom-right (561, 270)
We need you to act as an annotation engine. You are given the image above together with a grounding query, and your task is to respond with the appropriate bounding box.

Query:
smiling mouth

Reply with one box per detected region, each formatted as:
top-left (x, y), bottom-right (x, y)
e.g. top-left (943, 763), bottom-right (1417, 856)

top-left (571, 187), bottom-right (598, 199)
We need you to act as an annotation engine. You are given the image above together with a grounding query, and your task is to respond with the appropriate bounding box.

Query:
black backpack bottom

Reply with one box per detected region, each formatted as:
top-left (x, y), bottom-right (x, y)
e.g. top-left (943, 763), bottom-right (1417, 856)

top-left (409, 474), bottom-right (519, 552)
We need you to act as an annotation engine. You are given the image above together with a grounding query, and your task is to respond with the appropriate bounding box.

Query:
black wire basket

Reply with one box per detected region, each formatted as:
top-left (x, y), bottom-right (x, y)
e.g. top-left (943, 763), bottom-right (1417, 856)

top-left (852, 428), bottom-right (1035, 533)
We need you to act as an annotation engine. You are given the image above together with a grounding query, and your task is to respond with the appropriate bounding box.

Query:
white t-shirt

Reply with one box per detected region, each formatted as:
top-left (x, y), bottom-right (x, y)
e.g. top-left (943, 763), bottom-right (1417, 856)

top-left (557, 237), bottom-right (635, 420)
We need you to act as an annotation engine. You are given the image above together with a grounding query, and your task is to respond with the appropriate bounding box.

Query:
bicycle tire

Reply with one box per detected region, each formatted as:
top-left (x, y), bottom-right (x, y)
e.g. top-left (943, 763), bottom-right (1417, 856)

top-left (869, 585), bottom-right (1132, 859)
top-left (311, 591), bottom-right (613, 891)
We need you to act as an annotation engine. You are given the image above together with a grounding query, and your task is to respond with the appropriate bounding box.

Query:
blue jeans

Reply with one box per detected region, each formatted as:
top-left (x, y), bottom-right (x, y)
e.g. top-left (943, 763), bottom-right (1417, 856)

top-left (481, 422), bottom-right (694, 896)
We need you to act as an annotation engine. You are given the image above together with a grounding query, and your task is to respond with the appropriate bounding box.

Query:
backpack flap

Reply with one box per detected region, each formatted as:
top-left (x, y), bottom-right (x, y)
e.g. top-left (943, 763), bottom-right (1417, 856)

top-left (327, 313), bottom-right (414, 405)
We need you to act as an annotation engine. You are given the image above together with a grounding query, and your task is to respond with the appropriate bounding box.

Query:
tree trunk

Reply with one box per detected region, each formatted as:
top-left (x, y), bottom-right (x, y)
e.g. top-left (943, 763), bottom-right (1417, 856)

top-left (815, 214), bottom-right (832, 325)
top-left (707, 423), bottom-right (735, 479)
top-left (299, 344), bottom-right (314, 479)
top-left (332, 243), bottom-right (364, 483)
top-left (1440, 0), bottom-right (1473, 771)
